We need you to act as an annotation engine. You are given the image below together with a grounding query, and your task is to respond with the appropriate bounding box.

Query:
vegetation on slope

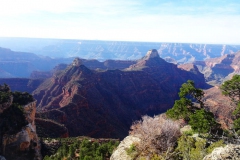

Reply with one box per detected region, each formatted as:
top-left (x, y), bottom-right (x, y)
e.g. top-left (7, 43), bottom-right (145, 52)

top-left (0, 83), bottom-right (11, 103)
top-left (42, 137), bottom-right (119, 160)
top-left (12, 91), bottom-right (35, 105)
top-left (0, 84), bottom-right (34, 136)
top-left (220, 75), bottom-right (240, 133)
top-left (127, 114), bottom-right (225, 159)
top-left (0, 83), bottom-right (36, 158)
top-left (123, 79), bottom-right (239, 159)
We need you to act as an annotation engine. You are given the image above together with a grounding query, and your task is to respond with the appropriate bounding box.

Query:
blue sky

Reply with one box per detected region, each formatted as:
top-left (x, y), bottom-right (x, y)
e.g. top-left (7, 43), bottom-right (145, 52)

top-left (0, 0), bottom-right (240, 44)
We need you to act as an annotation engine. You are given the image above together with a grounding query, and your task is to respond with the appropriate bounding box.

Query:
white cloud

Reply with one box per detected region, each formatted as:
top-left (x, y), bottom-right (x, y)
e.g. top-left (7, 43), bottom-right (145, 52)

top-left (0, 0), bottom-right (240, 44)
top-left (0, 0), bottom-right (139, 16)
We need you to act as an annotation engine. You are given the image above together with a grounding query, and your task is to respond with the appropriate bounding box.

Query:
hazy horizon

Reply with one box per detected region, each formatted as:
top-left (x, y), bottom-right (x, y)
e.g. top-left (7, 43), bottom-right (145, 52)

top-left (1, 36), bottom-right (240, 46)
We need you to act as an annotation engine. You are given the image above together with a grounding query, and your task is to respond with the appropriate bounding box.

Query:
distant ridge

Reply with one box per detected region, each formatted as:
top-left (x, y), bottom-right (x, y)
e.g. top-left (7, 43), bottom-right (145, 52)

top-left (0, 37), bottom-right (240, 63)
top-left (193, 51), bottom-right (240, 85)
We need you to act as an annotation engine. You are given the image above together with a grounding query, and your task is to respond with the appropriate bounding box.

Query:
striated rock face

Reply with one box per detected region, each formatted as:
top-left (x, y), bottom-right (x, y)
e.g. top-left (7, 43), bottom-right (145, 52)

top-left (203, 144), bottom-right (240, 160)
top-left (204, 86), bottom-right (235, 129)
top-left (33, 49), bottom-right (210, 138)
top-left (194, 51), bottom-right (240, 85)
top-left (110, 135), bottom-right (140, 160)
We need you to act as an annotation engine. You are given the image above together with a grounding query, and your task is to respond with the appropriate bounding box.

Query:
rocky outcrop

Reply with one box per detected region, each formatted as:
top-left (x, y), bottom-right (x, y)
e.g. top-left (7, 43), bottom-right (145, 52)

top-left (32, 49), bottom-right (210, 139)
top-left (1, 101), bottom-right (42, 160)
top-left (110, 135), bottom-right (140, 160)
top-left (0, 84), bottom-right (41, 160)
top-left (203, 144), bottom-right (240, 160)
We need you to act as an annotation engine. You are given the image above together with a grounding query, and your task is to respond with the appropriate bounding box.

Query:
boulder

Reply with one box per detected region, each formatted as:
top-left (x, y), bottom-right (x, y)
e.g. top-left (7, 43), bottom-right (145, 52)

top-left (203, 144), bottom-right (240, 160)
top-left (110, 135), bottom-right (140, 160)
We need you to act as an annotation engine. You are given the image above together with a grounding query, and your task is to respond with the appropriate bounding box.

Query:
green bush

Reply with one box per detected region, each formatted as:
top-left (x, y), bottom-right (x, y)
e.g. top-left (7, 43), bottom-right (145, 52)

top-left (12, 91), bottom-right (34, 105)
top-left (175, 135), bottom-right (225, 160)
top-left (206, 140), bottom-right (225, 154)
top-left (126, 143), bottom-right (138, 159)
top-left (0, 103), bottom-right (27, 135)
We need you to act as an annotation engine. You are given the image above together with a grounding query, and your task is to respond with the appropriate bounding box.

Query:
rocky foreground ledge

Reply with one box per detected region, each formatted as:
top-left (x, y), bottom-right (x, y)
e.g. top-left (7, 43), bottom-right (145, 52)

top-left (204, 144), bottom-right (240, 160)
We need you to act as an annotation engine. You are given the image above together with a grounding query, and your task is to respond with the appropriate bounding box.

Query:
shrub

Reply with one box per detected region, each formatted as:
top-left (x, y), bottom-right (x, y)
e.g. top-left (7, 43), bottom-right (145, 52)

top-left (130, 115), bottom-right (181, 158)
top-left (206, 140), bottom-right (225, 154)
top-left (175, 135), bottom-right (226, 160)
top-left (126, 143), bottom-right (138, 159)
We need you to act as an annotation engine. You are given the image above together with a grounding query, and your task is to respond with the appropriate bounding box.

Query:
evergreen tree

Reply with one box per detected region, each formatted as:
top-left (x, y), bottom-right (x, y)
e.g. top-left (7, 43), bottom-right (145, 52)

top-left (167, 80), bottom-right (218, 134)
top-left (220, 75), bottom-right (240, 131)
top-left (69, 145), bottom-right (75, 157)
top-left (166, 80), bottom-right (204, 121)
top-left (189, 109), bottom-right (218, 133)
top-left (221, 75), bottom-right (240, 104)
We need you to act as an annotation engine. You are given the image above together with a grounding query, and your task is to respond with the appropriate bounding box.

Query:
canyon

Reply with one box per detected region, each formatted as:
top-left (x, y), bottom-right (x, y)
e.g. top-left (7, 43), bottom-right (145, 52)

top-left (32, 49), bottom-right (210, 139)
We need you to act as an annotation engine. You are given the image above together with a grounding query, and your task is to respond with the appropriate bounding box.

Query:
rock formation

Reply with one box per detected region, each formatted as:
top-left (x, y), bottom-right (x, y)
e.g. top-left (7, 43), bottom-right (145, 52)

top-left (194, 51), bottom-right (240, 85)
top-left (0, 85), bottom-right (41, 160)
top-left (203, 144), bottom-right (240, 160)
top-left (110, 135), bottom-right (140, 160)
top-left (32, 49), bottom-right (210, 139)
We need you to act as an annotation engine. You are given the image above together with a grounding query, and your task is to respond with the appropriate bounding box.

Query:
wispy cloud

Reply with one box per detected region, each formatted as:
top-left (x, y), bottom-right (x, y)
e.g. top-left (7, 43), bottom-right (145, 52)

top-left (0, 0), bottom-right (240, 44)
